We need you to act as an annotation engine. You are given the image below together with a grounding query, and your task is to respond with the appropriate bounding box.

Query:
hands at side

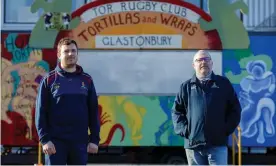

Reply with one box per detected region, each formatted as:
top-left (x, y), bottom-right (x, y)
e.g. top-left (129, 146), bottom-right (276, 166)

top-left (42, 141), bottom-right (98, 155)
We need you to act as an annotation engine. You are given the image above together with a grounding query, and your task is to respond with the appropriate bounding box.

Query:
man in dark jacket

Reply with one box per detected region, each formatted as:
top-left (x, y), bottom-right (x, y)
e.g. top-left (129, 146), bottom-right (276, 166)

top-left (171, 50), bottom-right (241, 165)
top-left (35, 38), bottom-right (100, 165)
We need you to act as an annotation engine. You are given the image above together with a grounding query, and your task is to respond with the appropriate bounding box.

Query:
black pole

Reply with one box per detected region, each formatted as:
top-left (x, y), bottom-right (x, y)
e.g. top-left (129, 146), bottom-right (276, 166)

top-left (200, 0), bottom-right (204, 10)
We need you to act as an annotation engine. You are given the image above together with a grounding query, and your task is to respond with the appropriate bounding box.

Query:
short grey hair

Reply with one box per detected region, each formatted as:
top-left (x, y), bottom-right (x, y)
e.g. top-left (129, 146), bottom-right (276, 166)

top-left (193, 50), bottom-right (211, 62)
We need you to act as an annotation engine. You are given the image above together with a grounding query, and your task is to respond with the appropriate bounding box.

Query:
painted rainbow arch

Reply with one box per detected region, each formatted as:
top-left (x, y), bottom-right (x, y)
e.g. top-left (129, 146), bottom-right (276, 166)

top-left (56, 0), bottom-right (222, 50)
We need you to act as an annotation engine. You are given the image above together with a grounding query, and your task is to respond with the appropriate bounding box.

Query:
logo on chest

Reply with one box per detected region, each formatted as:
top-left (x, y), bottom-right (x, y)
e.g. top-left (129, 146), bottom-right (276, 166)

top-left (211, 83), bottom-right (219, 88)
top-left (53, 83), bottom-right (60, 90)
top-left (81, 82), bottom-right (88, 90)
top-left (191, 84), bottom-right (197, 90)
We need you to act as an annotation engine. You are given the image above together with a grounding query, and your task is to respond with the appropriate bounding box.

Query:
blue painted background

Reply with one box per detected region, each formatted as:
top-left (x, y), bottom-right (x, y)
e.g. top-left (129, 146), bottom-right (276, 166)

top-left (225, 33), bottom-right (276, 147)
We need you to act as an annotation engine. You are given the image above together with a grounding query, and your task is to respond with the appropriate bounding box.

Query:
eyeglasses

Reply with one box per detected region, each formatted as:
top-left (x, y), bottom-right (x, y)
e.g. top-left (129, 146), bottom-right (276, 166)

top-left (195, 57), bottom-right (211, 63)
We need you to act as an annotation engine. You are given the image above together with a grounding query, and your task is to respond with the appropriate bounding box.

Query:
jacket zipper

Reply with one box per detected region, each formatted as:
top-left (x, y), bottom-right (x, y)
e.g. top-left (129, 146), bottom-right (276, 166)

top-left (202, 88), bottom-right (208, 144)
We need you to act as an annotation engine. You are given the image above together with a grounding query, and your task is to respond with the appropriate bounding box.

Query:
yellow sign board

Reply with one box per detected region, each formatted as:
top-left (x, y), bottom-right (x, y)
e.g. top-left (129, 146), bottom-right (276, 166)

top-left (69, 0), bottom-right (222, 49)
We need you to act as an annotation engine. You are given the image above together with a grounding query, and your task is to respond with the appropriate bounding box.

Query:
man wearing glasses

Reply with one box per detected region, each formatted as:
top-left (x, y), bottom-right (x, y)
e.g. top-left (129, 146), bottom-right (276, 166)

top-left (171, 50), bottom-right (241, 165)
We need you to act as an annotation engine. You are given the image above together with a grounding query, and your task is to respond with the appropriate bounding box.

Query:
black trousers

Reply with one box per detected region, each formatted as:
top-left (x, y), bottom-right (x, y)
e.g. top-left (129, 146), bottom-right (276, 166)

top-left (44, 139), bottom-right (87, 165)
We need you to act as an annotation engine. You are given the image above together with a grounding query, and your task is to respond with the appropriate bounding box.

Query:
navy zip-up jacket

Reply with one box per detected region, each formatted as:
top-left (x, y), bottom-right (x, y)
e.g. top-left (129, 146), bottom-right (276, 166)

top-left (35, 63), bottom-right (100, 145)
top-left (171, 72), bottom-right (241, 149)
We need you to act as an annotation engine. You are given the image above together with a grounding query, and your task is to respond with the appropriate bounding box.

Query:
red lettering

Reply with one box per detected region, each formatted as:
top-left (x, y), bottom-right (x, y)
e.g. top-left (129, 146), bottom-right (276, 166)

top-left (112, 15), bottom-right (120, 26)
top-left (94, 22), bottom-right (104, 33)
top-left (160, 13), bottom-right (197, 36)
top-left (170, 16), bottom-right (178, 27)
top-left (183, 22), bottom-right (192, 32)
top-left (100, 17), bottom-right (109, 28)
top-left (118, 14), bottom-right (122, 25)
top-left (160, 14), bottom-right (173, 24)
top-left (78, 30), bottom-right (88, 41)
top-left (88, 26), bottom-right (97, 36)
top-left (125, 13), bottom-right (132, 24)
top-left (189, 26), bottom-right (198, 36)
top-left (132, 12), bottom-right (140, 24)
top-left (177, 20), bottom-right (186, 30)
top-left (77, 13), bottom-right (144, 41)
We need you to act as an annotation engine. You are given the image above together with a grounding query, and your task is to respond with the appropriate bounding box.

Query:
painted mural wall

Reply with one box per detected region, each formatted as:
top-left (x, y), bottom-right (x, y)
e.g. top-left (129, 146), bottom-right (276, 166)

top-left (1, 33), bottom-right (56, 146)
top-left (1, 0), bottom-right (276, 155)
top-left (1, 33), bottom-right (183, 147)
top-left (224, 34), bottom-right (276, 146)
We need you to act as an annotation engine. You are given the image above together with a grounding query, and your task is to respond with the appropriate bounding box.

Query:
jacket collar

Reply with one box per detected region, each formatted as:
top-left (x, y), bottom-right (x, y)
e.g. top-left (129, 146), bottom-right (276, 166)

top-left (55, 62), bottom-right (83, 76)
top-left (190, 71), bottom-right (217, 84)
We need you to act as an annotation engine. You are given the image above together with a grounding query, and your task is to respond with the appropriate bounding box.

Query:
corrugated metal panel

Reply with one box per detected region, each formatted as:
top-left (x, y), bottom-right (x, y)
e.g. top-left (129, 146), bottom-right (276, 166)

top-left (243, 0), bottom-right (276, 31)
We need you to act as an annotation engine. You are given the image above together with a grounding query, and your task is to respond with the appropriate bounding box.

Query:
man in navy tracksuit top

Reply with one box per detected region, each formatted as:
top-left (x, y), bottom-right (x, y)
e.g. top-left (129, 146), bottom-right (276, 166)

top-left (35, 38), bottom-right (100, 165)
top-left (171, 50), bottom-right (241, 165)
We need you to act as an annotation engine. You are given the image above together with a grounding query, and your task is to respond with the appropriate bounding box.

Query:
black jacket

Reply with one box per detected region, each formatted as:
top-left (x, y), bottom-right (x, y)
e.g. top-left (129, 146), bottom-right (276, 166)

top-left (171, 72), bottom-right (241, 149)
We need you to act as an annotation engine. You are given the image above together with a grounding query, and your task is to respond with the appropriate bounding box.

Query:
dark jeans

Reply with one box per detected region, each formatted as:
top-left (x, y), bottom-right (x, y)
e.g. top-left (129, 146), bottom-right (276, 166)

top-left (185, 146), bottom-right (228, 165)
top-left (45, 139), bottom-right (87, 165)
